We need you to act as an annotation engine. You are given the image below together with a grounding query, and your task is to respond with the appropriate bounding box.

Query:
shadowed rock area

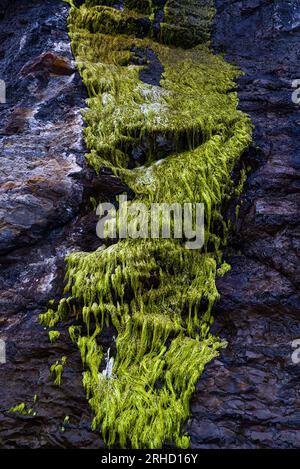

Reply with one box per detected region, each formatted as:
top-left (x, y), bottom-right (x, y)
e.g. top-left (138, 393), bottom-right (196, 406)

top-left (0, 0), bottom-right (299, 448)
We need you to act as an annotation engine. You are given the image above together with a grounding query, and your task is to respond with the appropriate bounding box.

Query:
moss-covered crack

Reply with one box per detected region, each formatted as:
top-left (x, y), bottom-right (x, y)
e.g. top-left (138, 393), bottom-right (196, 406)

top-left (40, 0), bottom-right (252, 448)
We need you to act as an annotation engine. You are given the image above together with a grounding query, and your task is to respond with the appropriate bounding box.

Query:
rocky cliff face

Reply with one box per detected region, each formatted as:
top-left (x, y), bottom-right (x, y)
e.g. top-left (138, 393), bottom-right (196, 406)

top-left (189, 0), bottom-right (300, 448)
top-left (0, 0), bottom-right (299, 448)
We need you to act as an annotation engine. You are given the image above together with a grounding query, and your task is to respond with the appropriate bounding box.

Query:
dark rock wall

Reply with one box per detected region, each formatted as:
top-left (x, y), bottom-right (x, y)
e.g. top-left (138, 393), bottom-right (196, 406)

top-left (0, 0), bottom-right (103, 448)
top-left (188, 0), bottom-right (300, 448)
top-left (0, 0), bottom-right (299, 448)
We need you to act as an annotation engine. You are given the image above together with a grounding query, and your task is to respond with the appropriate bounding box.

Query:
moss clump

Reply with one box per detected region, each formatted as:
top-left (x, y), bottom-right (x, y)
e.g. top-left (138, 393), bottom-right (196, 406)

top-left (159, 0), bottom-right (215, 47)
top-left (9, 403), bottom-right (36, 417)
top-left (41, 0), bottom-right (252, 448)
top-left (50, 356), bottom-right (67, 387)
top-left (60, 415), bottom-right (70, 432)
top-left (69, 0), bottom-right (214, 48)
top-left (49, 330), bottom-right (60, 343)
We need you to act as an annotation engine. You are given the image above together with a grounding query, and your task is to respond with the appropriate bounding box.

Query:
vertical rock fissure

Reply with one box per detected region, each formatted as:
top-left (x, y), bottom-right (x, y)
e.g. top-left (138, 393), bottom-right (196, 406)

top-left (40, 0), bottom-right (252, 448)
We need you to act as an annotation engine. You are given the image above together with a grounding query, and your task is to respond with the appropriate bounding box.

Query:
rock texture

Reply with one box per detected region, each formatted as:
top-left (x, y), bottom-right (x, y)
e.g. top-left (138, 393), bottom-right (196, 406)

top-left (189, 0), bottom-right (300, 448)
top-left (0, 0), bottom-right (104, 448)
top-left (0, 0), bottom-right (299, 448)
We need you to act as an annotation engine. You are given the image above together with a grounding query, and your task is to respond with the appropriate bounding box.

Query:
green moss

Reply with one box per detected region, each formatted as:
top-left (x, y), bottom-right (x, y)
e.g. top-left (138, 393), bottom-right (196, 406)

top-left (9, 403), bottom-right (36, 416)
top-left (41, 0), bottom-right (252, 448)
top-left (60, 415), bottom-right (70, 432)
top-left (159, 0), bottom-right (215, 46)
top-left (49, 330), bottom-right (60, 343)
top-left (50, 356), bottom-right (67, 387)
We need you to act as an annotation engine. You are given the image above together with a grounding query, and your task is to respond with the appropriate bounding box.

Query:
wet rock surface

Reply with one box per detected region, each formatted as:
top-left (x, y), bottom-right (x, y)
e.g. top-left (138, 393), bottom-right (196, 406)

top-left (0, 0), bottom-right (299, 448)
top-left (188, 0), bottom-right (300, 449)
top-left (0, 0), bottom-right (106, 448)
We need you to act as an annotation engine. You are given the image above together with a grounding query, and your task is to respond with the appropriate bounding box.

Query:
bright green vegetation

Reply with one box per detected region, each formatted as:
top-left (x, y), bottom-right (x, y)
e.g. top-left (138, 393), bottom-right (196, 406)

top-left (42, 0), bottom-right (252, 448)
top-left (50, 356), bottom-right (67, 386)
top-left (9, 403), bottom-right (36, 417)
top-left (60, 415), bottom-right (70, 432)
top-left (49, 330), bottom-right (61, 343)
